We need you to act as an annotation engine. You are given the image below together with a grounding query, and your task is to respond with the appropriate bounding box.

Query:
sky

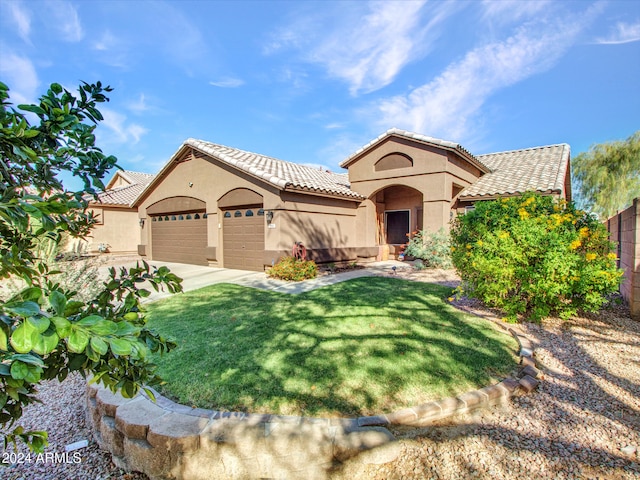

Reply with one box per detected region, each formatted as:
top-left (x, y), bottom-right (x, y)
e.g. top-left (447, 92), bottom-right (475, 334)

top-left (1, 0), bottom-right (639, 192)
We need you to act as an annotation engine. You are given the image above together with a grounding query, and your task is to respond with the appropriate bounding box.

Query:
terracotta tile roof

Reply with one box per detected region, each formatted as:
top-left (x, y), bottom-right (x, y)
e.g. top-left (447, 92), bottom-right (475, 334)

top-left (459, 144), bottom-right (570, 199)
top-left (92, 170), bottom-right (156, 206)
top-left (186, 138), bottom-right (365, 200)
top-left (339, 128), bottom-right (490, 173)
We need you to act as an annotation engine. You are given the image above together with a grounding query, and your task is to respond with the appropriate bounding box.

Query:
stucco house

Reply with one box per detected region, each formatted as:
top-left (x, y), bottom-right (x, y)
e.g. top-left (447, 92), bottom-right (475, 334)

top-left (86, 170), bottom-right (155, 254)
top-left (96, 128), bottom-right (571, 270)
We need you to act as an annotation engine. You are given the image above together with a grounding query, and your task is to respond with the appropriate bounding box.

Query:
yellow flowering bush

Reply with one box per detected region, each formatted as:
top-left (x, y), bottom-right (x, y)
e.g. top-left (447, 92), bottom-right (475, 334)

top-left (451, 192), bottom-right (623, 321)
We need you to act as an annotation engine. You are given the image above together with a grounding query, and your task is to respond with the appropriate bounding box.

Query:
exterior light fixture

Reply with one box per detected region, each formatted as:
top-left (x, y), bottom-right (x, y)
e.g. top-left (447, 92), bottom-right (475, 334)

top-left (266, 211), bottom-right (274, 224)
top-left (139, 218), bottom-right (145, 228)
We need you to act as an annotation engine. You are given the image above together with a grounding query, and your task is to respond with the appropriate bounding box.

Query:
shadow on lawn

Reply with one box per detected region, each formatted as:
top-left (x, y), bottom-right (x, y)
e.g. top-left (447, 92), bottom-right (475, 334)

top-left (336, 305), bottom-right (640, 479)
top-left (147, 277), bottom-right (518, 418)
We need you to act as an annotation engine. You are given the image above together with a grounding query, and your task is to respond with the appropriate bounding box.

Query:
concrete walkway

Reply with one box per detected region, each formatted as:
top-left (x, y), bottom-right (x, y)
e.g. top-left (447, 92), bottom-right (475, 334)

top-left (100, 260), bottom-right (414, 302)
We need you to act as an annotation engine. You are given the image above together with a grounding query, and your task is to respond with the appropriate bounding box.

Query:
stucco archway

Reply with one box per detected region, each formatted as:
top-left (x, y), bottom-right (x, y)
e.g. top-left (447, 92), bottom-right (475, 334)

top-left (369, 185), bottom-right (423, 257)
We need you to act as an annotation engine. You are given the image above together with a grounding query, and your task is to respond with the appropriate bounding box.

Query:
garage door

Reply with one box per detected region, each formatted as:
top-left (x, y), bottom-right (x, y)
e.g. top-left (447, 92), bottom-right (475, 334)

top-left (150, 212), bottom-right (208, 266)
top-left (223, 207), bottom-right (265, 271)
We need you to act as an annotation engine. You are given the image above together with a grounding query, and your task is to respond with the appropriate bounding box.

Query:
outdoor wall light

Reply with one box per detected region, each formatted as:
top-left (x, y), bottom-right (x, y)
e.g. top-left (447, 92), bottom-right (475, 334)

top-left (266, 210), bottom-right (274, 224)
top-left (139, 218), bottom-right (145, 228)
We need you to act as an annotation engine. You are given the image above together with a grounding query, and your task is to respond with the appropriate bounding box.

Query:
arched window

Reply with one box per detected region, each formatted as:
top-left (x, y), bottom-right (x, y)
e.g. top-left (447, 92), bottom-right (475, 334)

top-left (375, 153), bottom-right (413, 171)
top-left (245, 210), bottom-right (254, 217)
top-left (186, 214), bottom-right (192, 220)
top-left (257, 209), bottom-right (265, 216)
top-left (234, 210), bottom-right (242, 217)
top-left (171, 215), bottom-right (177, 221)
top-left (224, 212), bottom-right (231, 218)
top-left (178, 215), bottom-right (184, 220)
top-left (203, 213), bottom-right (208, 219)
top-left (164, 216), bottom-right (170, 221)
top-left (194, 213), bottom-right (200, 219)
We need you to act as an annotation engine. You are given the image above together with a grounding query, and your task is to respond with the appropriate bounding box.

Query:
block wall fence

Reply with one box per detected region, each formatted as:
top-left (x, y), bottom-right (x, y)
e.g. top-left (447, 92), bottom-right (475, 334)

top-left (607, 197), bottom-right (640, 319)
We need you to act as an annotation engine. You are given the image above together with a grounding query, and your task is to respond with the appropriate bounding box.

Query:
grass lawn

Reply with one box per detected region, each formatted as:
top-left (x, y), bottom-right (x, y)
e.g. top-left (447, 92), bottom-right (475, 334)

top-left (146, 277), bottom-right (518, 417)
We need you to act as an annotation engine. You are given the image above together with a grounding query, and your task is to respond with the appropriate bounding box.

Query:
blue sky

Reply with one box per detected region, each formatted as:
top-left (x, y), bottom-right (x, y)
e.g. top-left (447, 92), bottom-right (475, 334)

top-left (1, 0), bottom-right (639, 191)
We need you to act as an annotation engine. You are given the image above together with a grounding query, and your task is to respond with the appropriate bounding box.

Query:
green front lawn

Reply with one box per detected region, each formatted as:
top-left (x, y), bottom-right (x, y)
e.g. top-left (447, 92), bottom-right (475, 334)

top-left (146, 277), bottom-right (517, 417)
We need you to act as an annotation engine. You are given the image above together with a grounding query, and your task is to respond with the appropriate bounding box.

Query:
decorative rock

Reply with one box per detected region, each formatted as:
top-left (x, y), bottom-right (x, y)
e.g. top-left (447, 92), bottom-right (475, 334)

top-left (99, 415), bottom-right (125, 457)
top-left (357, 415), bottom-right (390, 427)
top-left (333, 427), bottom-right (396, 462)
top-left (123, 437), bottom-right (172, 479)
top-left (519, 374), bottom-right (540, 393)
top-left (519, 364), bottom-right (541, 379)
top-left (115, 397), bottom-right (166, 439)
top-left (147, 412), bottom-right (209, 453)
top-left (621, 445), bottom-right (637, 455)
top-left (96, 387), bottom-right (136, 417)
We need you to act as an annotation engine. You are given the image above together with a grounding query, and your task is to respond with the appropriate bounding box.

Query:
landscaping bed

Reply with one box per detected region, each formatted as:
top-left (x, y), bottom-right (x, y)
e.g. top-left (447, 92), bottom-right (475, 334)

top-left (146, 277), bottom-right (518, 417)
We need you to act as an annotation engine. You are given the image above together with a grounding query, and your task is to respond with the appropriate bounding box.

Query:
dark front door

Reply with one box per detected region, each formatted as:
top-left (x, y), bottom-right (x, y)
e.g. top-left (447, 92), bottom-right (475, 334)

top-left (385, 210), bottom-right (410, 244)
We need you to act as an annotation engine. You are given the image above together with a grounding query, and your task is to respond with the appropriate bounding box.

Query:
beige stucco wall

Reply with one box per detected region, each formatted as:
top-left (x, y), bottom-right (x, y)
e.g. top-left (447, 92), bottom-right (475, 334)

top-left (86, 207), bottom-right (140, 254)
top-left (347, 137), bottom-right (482, 248)
top-left (137, 149), bottom-right (360, 267)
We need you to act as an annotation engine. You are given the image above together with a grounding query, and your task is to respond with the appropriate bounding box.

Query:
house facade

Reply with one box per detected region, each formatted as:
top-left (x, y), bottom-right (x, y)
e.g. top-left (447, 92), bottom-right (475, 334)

top-left (97, 129), bottom-right (571, 270)
top-left (85, 170), bottom-right (155, 254)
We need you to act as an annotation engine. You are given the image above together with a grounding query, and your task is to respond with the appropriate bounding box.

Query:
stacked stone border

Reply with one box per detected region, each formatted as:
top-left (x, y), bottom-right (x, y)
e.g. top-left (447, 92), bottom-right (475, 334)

top-left (86, 325), bottom-right (541, 479)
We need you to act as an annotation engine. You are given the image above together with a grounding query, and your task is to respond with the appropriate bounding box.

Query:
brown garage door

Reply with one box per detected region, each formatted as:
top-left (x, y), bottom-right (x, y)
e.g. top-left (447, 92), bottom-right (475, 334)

top-left (151, 212), bottom-right (208, 266)
top-left (223, 207), bottom-right (265, 271)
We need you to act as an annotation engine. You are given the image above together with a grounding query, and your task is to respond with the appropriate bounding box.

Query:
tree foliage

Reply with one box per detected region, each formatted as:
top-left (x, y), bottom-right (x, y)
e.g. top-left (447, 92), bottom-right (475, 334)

top-left (0, 81), bottom-right (182, 452)
top-left (573, 131), bottom-right (640, 219)
top-left (451, 193), bottom-right (622, 322)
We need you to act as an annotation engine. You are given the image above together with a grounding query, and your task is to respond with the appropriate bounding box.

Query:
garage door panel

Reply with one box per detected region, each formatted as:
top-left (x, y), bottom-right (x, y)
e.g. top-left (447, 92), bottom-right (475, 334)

top-left (151, 216), bottom-right (208, 266)
top-left (223, 207), bottom-right (265, 271)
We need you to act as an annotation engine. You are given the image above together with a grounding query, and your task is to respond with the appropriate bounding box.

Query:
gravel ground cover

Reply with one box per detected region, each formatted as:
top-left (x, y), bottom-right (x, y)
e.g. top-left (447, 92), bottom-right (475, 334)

top-left (2, 268), bottom-right (639, 479)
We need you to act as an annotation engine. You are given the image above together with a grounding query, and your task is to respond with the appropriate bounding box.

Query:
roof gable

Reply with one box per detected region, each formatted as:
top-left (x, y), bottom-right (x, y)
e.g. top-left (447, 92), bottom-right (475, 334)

top-left (340, 128), bottom-right (490, 174)
top-left (91, 170), bottom-right (156, 206)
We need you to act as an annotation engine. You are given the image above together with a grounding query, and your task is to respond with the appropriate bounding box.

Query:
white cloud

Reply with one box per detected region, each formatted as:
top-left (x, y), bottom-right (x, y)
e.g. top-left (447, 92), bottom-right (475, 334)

top-left (6, 1), bottom-right (31, 43)
top-left (267, 1), bottom-right (458, 95)
top-left (0, 53), bottom-right (39, 104)
top-left (596, 21), bottom-right (640, 45)
top-left (481, 0), bottom-right (551, 24)
top-left (127, 94), bottom-right (150, 114)
top-left (46, 0), bottom-right (83, 42)
top-left (99, 108), bottom-right (148, 145)
top-left (373, 6), bottom-right (600, 142)
top-left (209, 77), bottom-right (245, 88)
top-left (94, 30), bottom-right (116, 51)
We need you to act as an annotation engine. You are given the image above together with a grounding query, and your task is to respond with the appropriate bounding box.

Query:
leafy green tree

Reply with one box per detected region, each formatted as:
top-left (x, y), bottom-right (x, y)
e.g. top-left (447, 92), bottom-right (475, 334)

top-left (573, 131), bottom-right (640, 219)
top-left (0, 81), bottom-right (182, 452)
top-left (450, 193), bottom-right (622, 322)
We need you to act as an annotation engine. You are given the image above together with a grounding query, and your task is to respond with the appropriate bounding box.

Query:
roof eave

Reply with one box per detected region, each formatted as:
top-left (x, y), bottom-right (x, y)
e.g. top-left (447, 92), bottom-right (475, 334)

top-left (459, 188), bottom-right (564, 202)
top-left (283, 185), bottom-right (365, 202)
top-left (131, 143), bottom-right (194, 208)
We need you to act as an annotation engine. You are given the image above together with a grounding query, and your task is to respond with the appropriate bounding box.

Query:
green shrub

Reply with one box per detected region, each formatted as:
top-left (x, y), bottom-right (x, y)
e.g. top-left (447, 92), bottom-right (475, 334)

top-left (403, 228), bottom-right (453, 269)
top-left (268, 256), bottom-right (318, 281)
top-left (450, 192), bottom-right (623, 321)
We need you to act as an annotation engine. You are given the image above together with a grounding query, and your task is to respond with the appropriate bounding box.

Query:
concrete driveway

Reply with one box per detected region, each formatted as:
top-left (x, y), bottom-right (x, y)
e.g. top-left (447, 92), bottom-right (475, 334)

top-left (99, 259), bottom-right (414, 302)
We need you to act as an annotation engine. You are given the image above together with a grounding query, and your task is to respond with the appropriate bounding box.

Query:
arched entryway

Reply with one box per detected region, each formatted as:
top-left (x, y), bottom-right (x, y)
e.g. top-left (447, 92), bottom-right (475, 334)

top-left (371, 185), bottom-right (423, 257)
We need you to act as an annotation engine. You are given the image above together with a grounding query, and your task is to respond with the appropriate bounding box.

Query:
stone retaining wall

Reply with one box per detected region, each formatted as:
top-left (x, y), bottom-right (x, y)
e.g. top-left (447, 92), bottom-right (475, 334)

top-left (86, 329), bottom-right (540, 479)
